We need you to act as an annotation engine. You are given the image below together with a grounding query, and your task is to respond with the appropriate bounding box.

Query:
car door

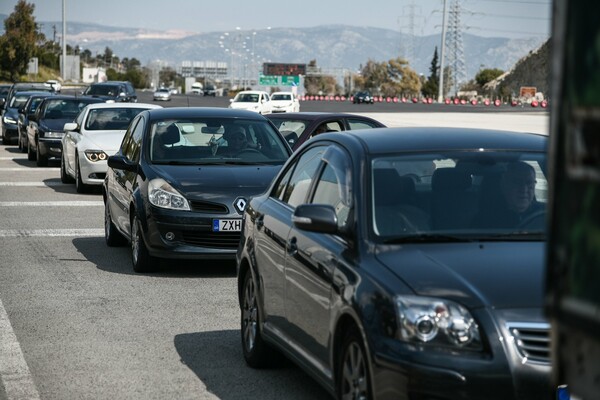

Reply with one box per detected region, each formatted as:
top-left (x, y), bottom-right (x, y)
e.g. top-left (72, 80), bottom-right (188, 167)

top-left (345, 117), bottom-right (383, 130)
top-left (283, 144), bottom-right (352, 366)
top-left (261, 92), bottom-right (272, 114)
top-left (253, 146), bottom-right (326, 332)
top-left (107, 115), bottom-right (145, 235)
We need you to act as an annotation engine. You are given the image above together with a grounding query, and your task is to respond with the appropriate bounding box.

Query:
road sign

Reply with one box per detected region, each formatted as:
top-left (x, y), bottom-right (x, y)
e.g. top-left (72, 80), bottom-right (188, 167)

top-left (281, 76), bottom-right (300, 85)
top-left (258, 75), bottom-right (300, 86)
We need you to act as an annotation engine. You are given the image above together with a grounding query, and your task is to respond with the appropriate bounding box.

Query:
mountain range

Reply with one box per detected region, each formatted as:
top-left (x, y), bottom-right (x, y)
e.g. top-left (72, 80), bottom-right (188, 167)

top-left (2, 16), bottom-right (548, 81)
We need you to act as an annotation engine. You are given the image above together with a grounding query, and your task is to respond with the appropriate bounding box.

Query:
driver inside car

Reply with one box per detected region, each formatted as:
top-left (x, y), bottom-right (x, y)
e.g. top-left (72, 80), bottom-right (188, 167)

top-left (222, 126), bottom-right (258, 155)
top-left (471, 161), bottom-right (544, 229)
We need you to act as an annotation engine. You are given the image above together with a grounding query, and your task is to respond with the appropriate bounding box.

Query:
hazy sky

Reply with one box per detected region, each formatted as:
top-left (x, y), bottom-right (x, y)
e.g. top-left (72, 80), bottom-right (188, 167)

top-left (1, 0), bottom-right (552, 39)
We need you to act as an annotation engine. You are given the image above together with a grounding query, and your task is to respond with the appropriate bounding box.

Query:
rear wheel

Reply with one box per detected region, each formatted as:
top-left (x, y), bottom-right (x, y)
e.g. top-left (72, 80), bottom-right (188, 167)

top-left (241, 271), bottom-right (281, 368)
top-left (131, 214), bottom-right (157, 273)
top-left (337, 326), bottom-right (371, 400)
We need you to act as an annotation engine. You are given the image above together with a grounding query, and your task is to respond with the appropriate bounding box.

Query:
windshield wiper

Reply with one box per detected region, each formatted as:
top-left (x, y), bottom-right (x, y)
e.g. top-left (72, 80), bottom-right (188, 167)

top-left (383, 233), bottom-right (474, 244)
top-left (477, 232), bottom-right (546, 241)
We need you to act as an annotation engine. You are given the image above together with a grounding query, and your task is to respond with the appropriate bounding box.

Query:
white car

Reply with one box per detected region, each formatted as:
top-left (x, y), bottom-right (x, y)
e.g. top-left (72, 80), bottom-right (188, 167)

top-left (153, 87), bottom-right (172, 101)
top-left (269, 91), bottom-right (300, 113)
top-left (45, 79), bottom-right (62, 92)
top-left (60, 102), bottom-right (162, 193)
top-left (228, 90), bottom-right (272, 114)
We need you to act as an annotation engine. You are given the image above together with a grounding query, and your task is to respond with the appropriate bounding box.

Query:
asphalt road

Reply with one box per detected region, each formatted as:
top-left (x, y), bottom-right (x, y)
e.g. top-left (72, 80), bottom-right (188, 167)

top-left (0, 98), bottom-right (548, 400)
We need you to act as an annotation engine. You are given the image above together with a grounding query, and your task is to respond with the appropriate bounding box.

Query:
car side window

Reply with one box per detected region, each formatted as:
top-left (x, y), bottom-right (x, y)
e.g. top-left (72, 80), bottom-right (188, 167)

top-left (122, 116), bottom-right (144, 161)
top-left (312, 146), bottom-right (353, 229)
top-left (347, 118), bottom-right (379, 130)
top-left (281, 146), bottom-right (326, 208)
top-left (272, 165), bottom-right (294, 200)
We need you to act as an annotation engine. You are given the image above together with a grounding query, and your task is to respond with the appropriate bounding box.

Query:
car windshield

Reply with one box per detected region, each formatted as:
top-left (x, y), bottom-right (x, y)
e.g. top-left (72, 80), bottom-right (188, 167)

top-left (85, 108), bottom-right (146, 131)
top-left (149, 117), bottom-right (289, 165)
top-left (371, 151), bottom-right (548, 241)
top-left (10, 94), bottom-right (31, 108)
top-left (44, 99), bottom-right (97, 119)
top-left (271, 94), bottom-right (291, 101)
top-left (84, 85), bottom-right (120, 96)
top-left (234, 93), bottom-right (259, 103)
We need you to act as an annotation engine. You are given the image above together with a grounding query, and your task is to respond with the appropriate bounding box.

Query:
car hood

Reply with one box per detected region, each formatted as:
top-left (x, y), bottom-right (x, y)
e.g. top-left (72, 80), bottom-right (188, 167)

top-left (149, 164), bottom-right (281, 198)
top-left (41, 118), bottom-right (72, 132)
top-left (4, 108), bottom-right (19, 120)
top-left (271, 100), bottom-right (293, 106)
top-left (83, 131), bottom-right (125, 152)
top-left (375, 241), bottom-right (545, 310)
top-left (229, 102), bottom-right (260, 110)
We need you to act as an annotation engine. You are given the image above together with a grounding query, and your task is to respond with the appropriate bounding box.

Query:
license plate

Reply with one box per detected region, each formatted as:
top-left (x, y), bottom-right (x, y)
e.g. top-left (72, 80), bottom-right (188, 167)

top-left (212, 219), bottom-right (242, 232)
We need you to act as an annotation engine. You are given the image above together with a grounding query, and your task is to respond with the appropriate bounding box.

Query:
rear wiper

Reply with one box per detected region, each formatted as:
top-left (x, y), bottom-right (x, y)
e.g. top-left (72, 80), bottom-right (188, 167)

top-left (383, 234), bottom-right (474, 244)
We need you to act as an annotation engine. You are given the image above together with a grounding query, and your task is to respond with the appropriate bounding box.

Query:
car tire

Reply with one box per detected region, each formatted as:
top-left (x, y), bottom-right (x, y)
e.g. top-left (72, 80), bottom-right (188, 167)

top-left (27, 141), bottom-right (36, 161)
top-left (131, 214), bottom-right (157, 273)
top-left (75, 157), bottom-right (89, 193)
top-left (105, 202), bottom-right (127, 247)
top-left (337, 326), bottom-right (371, 400)
top-left (36, 144), bottom-right (47, 167)
top-left (240, 270), bottom-right (282, 368)
top-left (60, 155), bottom-right (75, 184)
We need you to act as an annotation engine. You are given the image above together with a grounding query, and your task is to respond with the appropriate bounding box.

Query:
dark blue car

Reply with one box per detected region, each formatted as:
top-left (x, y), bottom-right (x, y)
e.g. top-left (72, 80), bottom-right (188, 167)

top-left (103, 107), bottom-right (292, 273)
top-left (27, 95), bottom-right (105, 166)
top-left (237, 127), bottom-right (551, 399)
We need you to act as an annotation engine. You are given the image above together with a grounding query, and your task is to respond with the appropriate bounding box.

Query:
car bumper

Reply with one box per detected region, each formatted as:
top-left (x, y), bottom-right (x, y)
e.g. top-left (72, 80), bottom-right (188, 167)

top-left (143, 207), bottom-right (241, 260)
top-left (368, 309), bottom-right (552, 400)
top-left (79, 158), bottom-right (109, 186)
top-left (38, 138), bottom-right (63, 158)
top-left (2, 124), bottom-right (18, 141)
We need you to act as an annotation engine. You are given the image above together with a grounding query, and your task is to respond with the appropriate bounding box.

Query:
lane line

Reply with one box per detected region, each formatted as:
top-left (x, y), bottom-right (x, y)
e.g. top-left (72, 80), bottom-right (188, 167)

top-left (0, 201), bottom-right (103, 207)
top-left (0, 229), bottom-right (104, 237)
top-left (0, 182), bottom-right (69, 187)
top-left (0, 168), bottom-right (57, 172)
top-left (0, 297), bottom-right (42, 400)
top-left (0, 157), bottom-right (27, 161)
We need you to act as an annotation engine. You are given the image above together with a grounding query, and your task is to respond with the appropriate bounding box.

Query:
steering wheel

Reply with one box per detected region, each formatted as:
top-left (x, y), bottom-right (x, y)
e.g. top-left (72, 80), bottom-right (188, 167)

top-left (516, 210), bottom-right (546, 230)
top-left (237, 148), bottom-right (262, 155)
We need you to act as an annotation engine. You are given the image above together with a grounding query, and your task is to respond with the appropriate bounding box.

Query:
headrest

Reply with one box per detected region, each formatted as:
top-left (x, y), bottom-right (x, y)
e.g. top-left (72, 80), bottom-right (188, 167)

top-left (373, 168), bottom-right (417, 206)
top-left (431, 168), bottom-right (472, 192)
top-left (160, 124), bottom-right (180, 145)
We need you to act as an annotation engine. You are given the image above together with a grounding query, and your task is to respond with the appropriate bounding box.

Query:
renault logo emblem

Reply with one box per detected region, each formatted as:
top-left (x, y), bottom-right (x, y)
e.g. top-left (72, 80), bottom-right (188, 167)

top-left (234, 197), bottom-right (247, 214)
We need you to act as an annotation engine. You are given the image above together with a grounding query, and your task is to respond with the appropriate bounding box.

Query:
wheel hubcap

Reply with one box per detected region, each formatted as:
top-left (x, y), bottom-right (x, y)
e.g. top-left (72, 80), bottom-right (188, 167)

top-left (342, 342), bottom-right (367, 400)
top-left (242, 277), bottom-right (257, 351)
top-left (132, 219), bottom-right (139, 264)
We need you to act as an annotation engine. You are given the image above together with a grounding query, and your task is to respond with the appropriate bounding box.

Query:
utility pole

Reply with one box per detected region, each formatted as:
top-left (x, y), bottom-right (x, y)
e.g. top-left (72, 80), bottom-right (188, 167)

top-left (437, 0), bottom-right (448, 102)
top-left (62, 0), bottom-right (67, 82)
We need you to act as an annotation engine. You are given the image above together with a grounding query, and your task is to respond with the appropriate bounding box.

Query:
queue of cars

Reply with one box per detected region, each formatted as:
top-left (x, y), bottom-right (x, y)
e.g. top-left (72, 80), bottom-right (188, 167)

top-left (0, 80), bottom-right (552, 399)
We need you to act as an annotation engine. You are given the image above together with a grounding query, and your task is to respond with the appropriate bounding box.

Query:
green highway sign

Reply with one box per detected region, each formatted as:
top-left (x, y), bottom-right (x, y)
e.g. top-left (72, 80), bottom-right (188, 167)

top-left (258, 75), bottom-right (300, 86)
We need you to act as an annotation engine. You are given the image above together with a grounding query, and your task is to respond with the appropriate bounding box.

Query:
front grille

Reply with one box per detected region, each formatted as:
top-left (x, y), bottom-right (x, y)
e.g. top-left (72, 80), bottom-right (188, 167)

top-left (181, 230), bottom-right (240, 249)
top-left (189, 200), bottom-right (228, 214)
top-left (506, 322), bottom-right (551, 364)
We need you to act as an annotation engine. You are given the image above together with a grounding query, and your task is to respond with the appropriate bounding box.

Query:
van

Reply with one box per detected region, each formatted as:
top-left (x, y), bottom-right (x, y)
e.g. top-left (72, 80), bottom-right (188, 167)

top-left (191, 82), bottom-right (203, 95)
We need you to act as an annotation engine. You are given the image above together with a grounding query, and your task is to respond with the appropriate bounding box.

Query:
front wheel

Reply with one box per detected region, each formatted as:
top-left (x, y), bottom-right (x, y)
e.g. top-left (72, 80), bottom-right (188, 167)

top-left (36, 144), bottom-right (47, 167)
top-left (60, 155), bottom-right (75, 184)
top-left (337, 326), bottom-right (371, 400)
top-left (75, 157), bottom-right (90, 193)
top-left (131, 214), bottom-right (158, 273)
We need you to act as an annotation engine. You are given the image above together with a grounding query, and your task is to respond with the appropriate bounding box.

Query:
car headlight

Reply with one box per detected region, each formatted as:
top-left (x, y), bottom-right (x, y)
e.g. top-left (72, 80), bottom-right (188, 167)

top-left (44, 131), bottom-right (65, 138)
top-left (84, 150), bottom-right (108, 162)
top-left (3, 116), bottom-right (17, 124)
top-left (148, 178), bottom-right (190, 211)
top-left (395, 295), bottom-right (482, 350)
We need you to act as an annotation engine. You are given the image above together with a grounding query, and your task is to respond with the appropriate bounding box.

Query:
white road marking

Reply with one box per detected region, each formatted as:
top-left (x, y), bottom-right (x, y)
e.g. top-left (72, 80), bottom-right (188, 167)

top-left (0, 297), bottom-right (42, 400)
top-left (0, 182), bottom-right (68, 187)
top-left (0, 168), bottom-right (57, 172)
top-left (0, 229), bottom-right (104, 237)
top-left (0, 201), bottom-right (103, 207)
top-left (0, 157), bottom-right (27, 160)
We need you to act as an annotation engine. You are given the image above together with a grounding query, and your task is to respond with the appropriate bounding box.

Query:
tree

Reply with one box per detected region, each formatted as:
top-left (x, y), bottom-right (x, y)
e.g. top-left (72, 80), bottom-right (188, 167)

top-left (421, 47), bottom-right (439, 98)
top-left (159, 67), bottom-right (177, 87)
top-left (475, 68), bottom-right (504, 87)
top-left (0, 0), bottom-right (41, 81)
top-left (303, 60), bottom-right (339, 95)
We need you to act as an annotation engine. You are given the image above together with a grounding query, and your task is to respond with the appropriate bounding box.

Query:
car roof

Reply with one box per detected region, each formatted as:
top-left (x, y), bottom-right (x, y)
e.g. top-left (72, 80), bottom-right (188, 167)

top-left (316, 127), bottom-right (548, 154)
top-left (40, 94), bottom-right (104, 102)
top-left (265, 112), bottom-right (374, 120)
top-left (14, 90), bottom-right (55, 97)
top-left (236, 90), bottom-right (266, 94)
top-left (82, 102), bottom-right (161, 110)
top-left (145, 107), bottom-right (270, 120)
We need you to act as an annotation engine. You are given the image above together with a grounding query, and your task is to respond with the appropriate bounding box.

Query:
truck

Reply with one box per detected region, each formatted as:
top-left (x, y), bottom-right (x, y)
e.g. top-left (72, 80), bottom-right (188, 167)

top-left (546, 0), bottom-right (600, 399)
top-left (191, 82), bottom-right (203, 95)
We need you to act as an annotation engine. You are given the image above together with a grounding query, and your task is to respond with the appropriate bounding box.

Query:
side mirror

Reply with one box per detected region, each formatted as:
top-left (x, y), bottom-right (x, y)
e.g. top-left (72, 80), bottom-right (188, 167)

top-left (229, 99), bottom-right (234, 103)
top-left (64, 122), bottom-right (78, 132)
top-left (107, 154), bottom-right (137, 173)
top-left (292, 204), bottom-right (338, 234)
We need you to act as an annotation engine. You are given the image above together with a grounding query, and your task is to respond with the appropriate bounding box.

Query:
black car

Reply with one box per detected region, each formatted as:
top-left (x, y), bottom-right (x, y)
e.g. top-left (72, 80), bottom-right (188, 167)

top-left (266, 112), bottom-right (385, 150)
top-left (26, 95), bottom-right (105, 166)
top-left (203, 84), bottom-right (217, 96)
top-left (82, 81), bottom-right (137, 103)
top-left (2, 90), bottom-right (55, 145)
top-left (17, 92), bottom-right (56, 152)
top-left (103, 107), bottom-right (292, 273)
top-left (0, 83), bottom-right (11, 108)
top-left (352, 91), bottom-right (374, 104)
top-left (236, 127), bottom-right (551, 399)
